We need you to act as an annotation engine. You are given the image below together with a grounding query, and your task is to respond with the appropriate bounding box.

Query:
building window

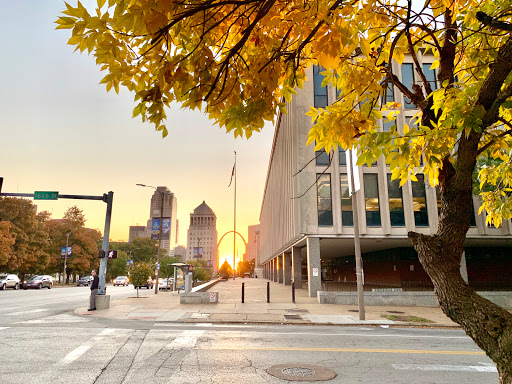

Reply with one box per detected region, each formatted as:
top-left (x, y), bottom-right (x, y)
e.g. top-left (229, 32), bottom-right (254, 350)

top-left (313, 65), bottom-right (328, 108)
top-left (340, 174), bottom-right (353, 226)
top-left (401, 63), bottom-right (415, 109)
top-left (364, 174), bottom-right (381, 226)
top-left (316, 148), bottom-right (330, 166)
top-left (387, 174), bottom-right (405, 226)
top-left (385, 83), bottom-right (394, 103)
top-left (317, 174), bottom-right (333, 226)
top-left (423, 63), bottom-right (437, 91)
top-left (339, 148), bottom-right (347, 166)
top-left (412, 174), bottom-right (429, 226)
top-left (382, 117), bottom-right (396, 132)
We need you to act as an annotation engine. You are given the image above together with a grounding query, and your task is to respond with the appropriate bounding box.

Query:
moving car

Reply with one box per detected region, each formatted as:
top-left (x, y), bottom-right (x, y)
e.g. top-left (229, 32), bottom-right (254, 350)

top-left (77, 276), bottom-right (93, 287)
top-left (23, 275), bottom-right (53, 289)
top-left (134, 278), bottom-right (154, 289)
top-left (0, 274), bottom-right (20, 290)
top-left (158, 278), bottom-right (174, 291)
top-left (114, 276), bottom-right (129, 286)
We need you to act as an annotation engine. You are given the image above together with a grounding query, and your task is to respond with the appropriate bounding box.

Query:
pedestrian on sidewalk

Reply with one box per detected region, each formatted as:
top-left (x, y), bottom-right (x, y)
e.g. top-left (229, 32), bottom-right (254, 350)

top-left (88, 270), bottom-right (99, 311)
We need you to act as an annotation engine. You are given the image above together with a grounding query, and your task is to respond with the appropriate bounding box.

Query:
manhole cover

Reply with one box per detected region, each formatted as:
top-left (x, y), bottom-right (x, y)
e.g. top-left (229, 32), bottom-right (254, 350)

top-left (284, 314), bottom-right (302, 320)
top-left (267, 364), bottom-right (337, 381)
top-left (387, 310), bottom-right (405, 314)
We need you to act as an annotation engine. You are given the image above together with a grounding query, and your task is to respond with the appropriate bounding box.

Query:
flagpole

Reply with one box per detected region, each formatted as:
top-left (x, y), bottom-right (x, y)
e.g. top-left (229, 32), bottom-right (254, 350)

top-left (233, 151), bottom-right (237, 280)
top-left (348, 148), bottom-right (365, 320)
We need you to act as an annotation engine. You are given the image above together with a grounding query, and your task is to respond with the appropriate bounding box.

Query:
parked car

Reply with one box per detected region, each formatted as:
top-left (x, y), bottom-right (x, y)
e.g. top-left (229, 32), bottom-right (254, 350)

top-left (77, 276), bottom-right (93, 287)
top-left (158, 278), bottom-right (173, 291)
top-left (0, 274), bottom-right (20, 290)
top-left (134, 278), bottom-right (154, 289)
top-left (113, 276), bottom-right (129, 286)
top-left (23, 275), bottom-right (52, 289)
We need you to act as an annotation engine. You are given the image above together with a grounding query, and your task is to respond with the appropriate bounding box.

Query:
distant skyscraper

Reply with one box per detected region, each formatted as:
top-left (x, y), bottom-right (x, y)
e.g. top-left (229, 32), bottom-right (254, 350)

top-left (128, 226), bottom-right (149, 242)
top-left (186, 201), bottom-right (218, 269)
top-left (149, 186), bottom-right (178, 253)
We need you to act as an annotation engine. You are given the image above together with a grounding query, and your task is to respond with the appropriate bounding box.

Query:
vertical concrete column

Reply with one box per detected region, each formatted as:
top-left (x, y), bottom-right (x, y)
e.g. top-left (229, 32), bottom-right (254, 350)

top-left (284, 252), bottom-right (292, 285)
top-left (278, 254), bottom-right (284, 283)
top-left (292, 246), bottom-right (302, 288)
top-left (460, 250), bottom-right (469, 283)
top-left (306, 237), bottom-right (321, 297)
top-left (273, 258), bottom-right (278, 282)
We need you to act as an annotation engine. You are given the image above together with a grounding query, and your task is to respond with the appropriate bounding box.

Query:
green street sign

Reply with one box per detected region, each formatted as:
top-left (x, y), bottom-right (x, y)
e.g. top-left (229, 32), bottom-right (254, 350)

top-left (34, 191), bottom-right (59, 200)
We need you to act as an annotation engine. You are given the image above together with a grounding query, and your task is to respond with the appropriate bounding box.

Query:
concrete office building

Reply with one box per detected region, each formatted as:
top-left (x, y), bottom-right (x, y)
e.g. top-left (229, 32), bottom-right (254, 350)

top-left (260, 58), bottom-right (512, 297)
top-left (245, 224), bottom-right (260, 264)
top-left (128, 225), bottom-right (150, 243)
top-left (186, 201), bottom-right (218, 269)
top-left (149, 187), bottom-right (178, 253)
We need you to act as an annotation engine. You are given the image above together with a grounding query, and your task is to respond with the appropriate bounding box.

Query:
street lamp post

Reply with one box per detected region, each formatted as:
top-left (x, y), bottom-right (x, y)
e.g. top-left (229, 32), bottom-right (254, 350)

top-left (191, 234), bottom-right (201, 260)
top-left (136, 184), bottom-right (166, 294)
top-left (63, 232), bottom-right (71, 285)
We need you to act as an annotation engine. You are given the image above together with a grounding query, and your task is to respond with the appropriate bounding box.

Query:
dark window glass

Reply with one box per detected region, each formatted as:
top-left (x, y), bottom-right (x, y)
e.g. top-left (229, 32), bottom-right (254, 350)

top-left (339, 148), bottom-right (347, 166)
top-left (383, 118), bottom-right (396, 132)
top-left (470, 198), bottom-right (476, 227)
top-left (313, 65), bottom-right (328, 108)
top-left (385, 83), bottom-right (394, 103)
top-left (364, 174), bottom-right (381, 226)
top-left (317, 174), bottom-right (333, 226)
top-left (412, 174), bottom-right (429, 226)
top-left (422, 63), bottom-right (437, 91)
top-left (316, 148), bottom-right (330, 166)
top-left (387, 174), bottom-right (405, 226)
top-left (340, 174), bottom-right (353, 226)
top-left (401, 63), bottom-right (415, 109)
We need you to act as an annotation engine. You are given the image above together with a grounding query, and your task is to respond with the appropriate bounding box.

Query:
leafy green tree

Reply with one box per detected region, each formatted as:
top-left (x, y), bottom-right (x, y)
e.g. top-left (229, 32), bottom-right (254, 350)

top-left (59, 1), bottom-right (512, 379)
top-left (218, 260), bottom-right (232, 279)
top-left (160, 255), bottom-right (180, 279)
top-left (126, 237), bottom-right (158, 264)
top-left (188, 259), bottom-right (212, 282)
top-left (0, 221), bottom-right (15, 268)
top-left (130, 262), bottom-right (153, 297)
top-left (0, 197), bottom-right (49, 273)
top-left (108, 250), bottom-right (128, 280)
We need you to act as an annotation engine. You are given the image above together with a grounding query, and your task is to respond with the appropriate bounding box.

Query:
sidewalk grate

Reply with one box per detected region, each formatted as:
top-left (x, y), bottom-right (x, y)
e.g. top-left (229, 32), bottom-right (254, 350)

top-left (387, 311), bottom-right (405, 314)
top-left (287, 309), bottom-right (309, 313)
top-left (283, 314), bottom-right (302, 320)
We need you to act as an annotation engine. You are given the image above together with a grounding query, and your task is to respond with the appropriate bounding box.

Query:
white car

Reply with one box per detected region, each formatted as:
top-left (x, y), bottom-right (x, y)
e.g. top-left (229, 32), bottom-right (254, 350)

top-left (158, 278), bottom-right (174, 291)
top-left (0, 274), bottom-right (20, 290)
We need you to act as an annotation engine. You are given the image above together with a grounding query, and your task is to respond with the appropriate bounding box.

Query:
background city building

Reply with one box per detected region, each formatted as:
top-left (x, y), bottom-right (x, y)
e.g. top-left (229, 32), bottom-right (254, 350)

top-left (245, 224), bottom-right (260, 264)
top-left (171, 245), bottom-right (186, 262)
top-left (259, 58), bottom-right (512, 297)
top-left (186, 201), bottom-right (218, 269)
top-left (128, 225), bottom-right (149, 243)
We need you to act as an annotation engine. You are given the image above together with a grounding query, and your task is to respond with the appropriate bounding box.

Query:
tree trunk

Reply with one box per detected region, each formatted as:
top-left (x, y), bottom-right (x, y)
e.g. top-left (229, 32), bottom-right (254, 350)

top-left (408, 133), bottom-right (512, 384)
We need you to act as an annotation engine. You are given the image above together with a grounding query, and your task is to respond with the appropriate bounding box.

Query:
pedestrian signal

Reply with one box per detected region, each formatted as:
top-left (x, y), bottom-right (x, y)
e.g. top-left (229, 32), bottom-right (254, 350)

top-left (108, 250), bottom-right (118, 259)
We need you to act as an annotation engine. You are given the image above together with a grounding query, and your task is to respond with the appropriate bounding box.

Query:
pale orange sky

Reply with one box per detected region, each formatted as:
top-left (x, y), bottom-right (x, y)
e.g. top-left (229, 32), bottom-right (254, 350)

top-left (0, 0), bottom-right (275, 269)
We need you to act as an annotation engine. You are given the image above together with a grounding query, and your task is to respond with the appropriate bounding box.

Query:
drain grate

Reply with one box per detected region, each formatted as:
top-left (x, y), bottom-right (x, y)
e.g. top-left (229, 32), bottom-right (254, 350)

top-left (348, 309), bottom-right (359, 313)
top-left (287, 309), bottom-right (310, 313)
top-left (387, 310), bottom-right (405, 314)
top-left (267, 364), bottom-right (337, 381)
top-left (284, 314), bottom-right (302, 320)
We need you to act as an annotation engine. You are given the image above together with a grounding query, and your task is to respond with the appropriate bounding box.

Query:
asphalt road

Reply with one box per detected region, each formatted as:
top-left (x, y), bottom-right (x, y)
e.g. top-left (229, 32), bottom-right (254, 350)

top-left (0, 288), bottom-right (499, 384)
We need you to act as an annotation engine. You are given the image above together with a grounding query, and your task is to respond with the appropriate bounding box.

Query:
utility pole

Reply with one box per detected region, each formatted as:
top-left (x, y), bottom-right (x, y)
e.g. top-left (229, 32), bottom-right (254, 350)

top-left (233, 151), bottom-right (237, 280)
top-left (63, 232), bottom-right (72, 285)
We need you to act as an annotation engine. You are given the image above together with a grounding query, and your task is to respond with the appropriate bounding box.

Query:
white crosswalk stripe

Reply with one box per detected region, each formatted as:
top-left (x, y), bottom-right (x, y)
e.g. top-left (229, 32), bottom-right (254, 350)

top-left (5, 309), bottom-right (49, 316)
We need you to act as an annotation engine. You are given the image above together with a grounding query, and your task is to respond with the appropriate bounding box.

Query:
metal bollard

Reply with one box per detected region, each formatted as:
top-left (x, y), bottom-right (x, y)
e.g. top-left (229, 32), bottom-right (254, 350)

top-left (242, 282), bottom-right (245, 303)
top-left (267, 281), bottom-right (270, 303)
top-left (292, 281), bottom-right (295, 303)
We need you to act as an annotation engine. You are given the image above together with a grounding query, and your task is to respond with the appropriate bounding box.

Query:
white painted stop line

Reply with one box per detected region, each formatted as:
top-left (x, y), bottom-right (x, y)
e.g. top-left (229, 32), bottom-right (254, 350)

top-left (167, 330), bottom-right (205, 348)
top-left (0, 327), bottom-right (9, 331)
top-left (57, 328), bottom-right (122, 365)
top-left (393, 363), bottom-right (497, 372)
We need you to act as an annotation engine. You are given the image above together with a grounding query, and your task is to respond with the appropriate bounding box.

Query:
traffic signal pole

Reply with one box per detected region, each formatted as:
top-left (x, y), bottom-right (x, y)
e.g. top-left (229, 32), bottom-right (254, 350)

top-left (98, 191), bottom-right (113, 295)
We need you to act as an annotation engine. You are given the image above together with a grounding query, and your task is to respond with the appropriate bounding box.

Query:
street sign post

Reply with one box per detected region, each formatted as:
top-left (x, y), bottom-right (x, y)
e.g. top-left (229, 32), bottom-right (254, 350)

top-left (34, 191), bottom-right (59, 200)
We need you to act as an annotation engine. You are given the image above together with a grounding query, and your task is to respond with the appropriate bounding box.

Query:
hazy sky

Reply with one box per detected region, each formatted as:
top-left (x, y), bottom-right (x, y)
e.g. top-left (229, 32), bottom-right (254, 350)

top-left (0, 0), bottom-right (274, 267)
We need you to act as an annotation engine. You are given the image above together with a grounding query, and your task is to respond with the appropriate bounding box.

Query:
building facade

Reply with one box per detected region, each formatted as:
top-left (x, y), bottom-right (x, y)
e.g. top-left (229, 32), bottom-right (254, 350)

top-left (186, 201), bottom-right (218, 269)
top-left (149, 187), bottom-right (178, 253)
top-left (245, 224), bottom-right (260, 264)
top-left (128, 225), bottom-right (150, 243)
top-left (260, 58), bottom-right (512, 297)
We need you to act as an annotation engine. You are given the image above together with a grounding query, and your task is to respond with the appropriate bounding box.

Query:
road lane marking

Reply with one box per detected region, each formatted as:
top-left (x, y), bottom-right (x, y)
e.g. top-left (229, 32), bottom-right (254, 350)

top-left (5, 309), bottom-right (50, 316)
top-left (196, 346), bottom-right (485, 355)
top-left (57, 328), bottom-right (122, 365)
top-left (0, 327), bottom-right (9, 331)
top-left (168, 330), bottom-right (205, 348)
top-left (393, 363), bottom-right (497, 372)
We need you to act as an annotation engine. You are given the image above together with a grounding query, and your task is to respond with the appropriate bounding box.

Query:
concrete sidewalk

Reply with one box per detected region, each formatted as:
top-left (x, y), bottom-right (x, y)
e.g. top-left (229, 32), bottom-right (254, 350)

top-left (75, 278), bottom-right (459, 327)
